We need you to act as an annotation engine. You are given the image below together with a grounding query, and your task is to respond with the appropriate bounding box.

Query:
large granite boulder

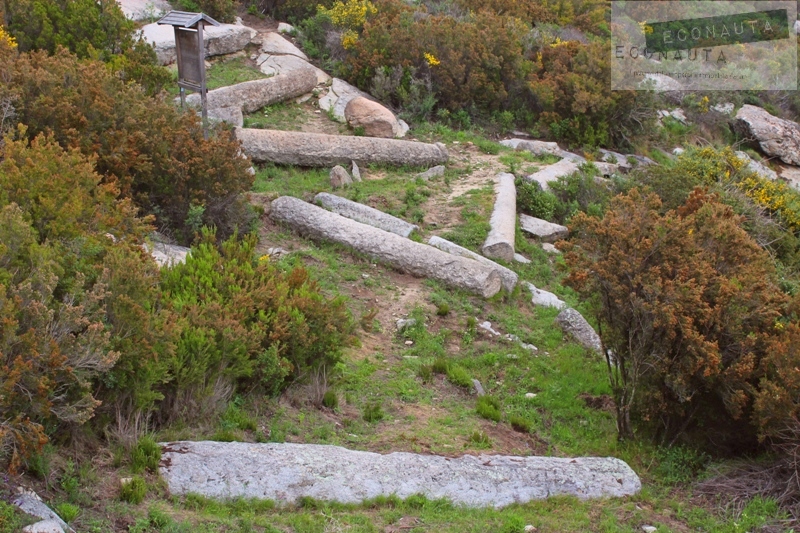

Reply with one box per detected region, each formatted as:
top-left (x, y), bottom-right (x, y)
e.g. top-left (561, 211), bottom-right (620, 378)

top-left (141, 22), bottom-right (257, 65)
top-left (734, 105), bottom-right (800, 166)
top-left (345, 96), bottom-right (405, 138)
top-left (556, 308), bottom-right (602, 353)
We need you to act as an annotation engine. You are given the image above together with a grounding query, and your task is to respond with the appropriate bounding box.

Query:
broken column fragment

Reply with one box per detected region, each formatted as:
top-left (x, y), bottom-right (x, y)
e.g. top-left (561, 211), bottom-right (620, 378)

top-left (237, 129), bottom-right (448, 168)
top-left (315, 193), bottom-right (419, 237)
top-left (270, 196), bottom-right (501, 297)
top-left (481, 173), bottom-right (516, 262)
top-left (428, 236), bottom-right (518, 293)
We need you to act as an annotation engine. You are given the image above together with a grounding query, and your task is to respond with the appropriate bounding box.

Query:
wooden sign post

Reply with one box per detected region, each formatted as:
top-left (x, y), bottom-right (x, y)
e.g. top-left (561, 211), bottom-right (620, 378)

top-left (157, 11), bottom-right (220, 136)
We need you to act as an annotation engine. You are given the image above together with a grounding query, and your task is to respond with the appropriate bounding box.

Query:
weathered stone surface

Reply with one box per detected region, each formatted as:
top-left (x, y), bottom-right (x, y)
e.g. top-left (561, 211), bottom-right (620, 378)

top-left (734, 104), bottom-right (800, 166)
top-left (237, 129), bottom-right (449, 168)
top-left (417, 165), bottom-right (446, 180)
top-left (351, 161), bottom-right (362, 181)
top-left (735, 151), bottom-right (777, 181)
top-left (519, 214), bottom-right (568, 243)
top-left (160, 441), bottom-right (641, 507)
top-left (472, 379), bottom-right (486, 396)
top-left (185, 69), bottom-right (317, 114)
top-left (525, 282), bottom-right (565, 310)
top-left (593, 162), bottom-right (619, 177)
top-left (277, 22), bottom-right (295, 33)
top-left (315, 193), bottom-right (418, 237)
top-left (257, 54), bottom-right (331, 85)
top-left (500, 139), bottom-right (560, 156)
top-left (260, 32), bottom-right (308, 60)
top-left (481, 173), bottom-right (516, 262)
top-left (599, 149), bottom-right (632, 170)
top-left (525, 159), bottom-right (579, 190)
top-left (207, 106), bottom-right (244, 128)
top-left (13, 493), bottom-right (70, 533)
top-left (144, 242), bottom-right (190, 267)
top-left (514, 253), bottom-right (531, 264)
top-left (555, 150), bottom-right (587, 164)
top-left (23, 520), bottom-right (65, 533)
top-left (428, 236), bottom-right (519, 293)
top-left (778, 164), bottom-right (800, 191)
top-left (270, 197), bottom-right (501, 297)
top-left (319, 78), bottom-right (374, 122)
top-left (329, 166), bottom-right (352, 188)
top-left (541, 243), bottom-right (561, 255)
top-left (672, 147), bottom-right (685, 156)
top-left (711, 102), bottom-right (734, 115)
top-left (556, 308), bottom-right (602, 353)
top-left (141, 22), bottom-right (257, 65)
top-left (345, 96), bottom-right (405, 138)
top-left (117, 0), bottom-right (170, 21)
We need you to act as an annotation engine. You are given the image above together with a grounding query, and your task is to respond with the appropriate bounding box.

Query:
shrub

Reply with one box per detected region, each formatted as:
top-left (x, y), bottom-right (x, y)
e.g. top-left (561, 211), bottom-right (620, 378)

top-left (446, 365), bottom-right (472, 388)
top-left (322, 390), bottom-right (339, 409)
top-left (476, 396), bottom-right (502, 422)
top-left (431, 358), bottom-right (449, 374)
top-left (363, 401), bottom-right (384, 422)
top-left (1, 48), bottom-right (254, 243)
top-left (436, 303), bottom-right (450, 316)
top-left (563, 188), bottom-right (787, 447)
top-left (55, 503), bottom-right (79, 523)
top-left (549, 165), bottom-right (613, 223)
top-left (468, 431), bottom-right (491, 447)
top-left (417, 365), bottom-right (433, 383)
top-left (130, 436), bottom-right (162, 474)
top-left (175, 0), bottom-right (237, 22)
top-left (516, 178), bottom-right (557, 220)
top-left (120, 476), bottom-right (147, 504)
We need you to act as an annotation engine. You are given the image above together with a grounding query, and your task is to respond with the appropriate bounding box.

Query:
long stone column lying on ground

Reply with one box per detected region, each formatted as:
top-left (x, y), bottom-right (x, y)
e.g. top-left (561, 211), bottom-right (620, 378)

top-left (315, 192), bottom-right (418, 238)
top-left (184, 69), bottom-right (318, 113)
top-left (428, 236), bottom-right (518, 293)
top-left (270, 196), bottom-right (501, 297)
top-left (237, 129), bottom-right (449, 167)
top-left (481, 173), bottom-right (517, 262)
top-left (160, 441), bottom-right (642, 507)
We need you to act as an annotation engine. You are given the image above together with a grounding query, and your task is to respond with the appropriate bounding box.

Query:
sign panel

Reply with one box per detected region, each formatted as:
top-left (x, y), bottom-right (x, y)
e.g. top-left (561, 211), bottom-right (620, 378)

top-left (176, 28), bottom-right (203, 85)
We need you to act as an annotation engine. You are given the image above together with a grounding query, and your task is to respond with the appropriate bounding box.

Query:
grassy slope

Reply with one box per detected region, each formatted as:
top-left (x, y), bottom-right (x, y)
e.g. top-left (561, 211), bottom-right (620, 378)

top-left (9, 91), bottom-right (790, 533)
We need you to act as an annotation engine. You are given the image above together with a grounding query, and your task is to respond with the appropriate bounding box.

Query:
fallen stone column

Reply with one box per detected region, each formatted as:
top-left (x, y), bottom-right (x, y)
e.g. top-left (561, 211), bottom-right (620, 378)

top-left (237, 129), bottom-right (449, 167)
top-left (315, 193), bottom-right (418, 238)
top-left (481, 173), bottom-right (516, 262)
top-left (428, 236), bottom-right (518, 293)
top-left (271, 196), bottom-right (501, 297)
top-left (184, 70), bottom-right (318, 114)
top-left (160, 441), bottom-right (642, 507)
top-left (526, 159), bottom-right (579, 190)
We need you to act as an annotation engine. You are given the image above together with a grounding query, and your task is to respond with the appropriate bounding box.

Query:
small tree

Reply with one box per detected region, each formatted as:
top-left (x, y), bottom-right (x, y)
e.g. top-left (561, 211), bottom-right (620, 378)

top-left (562, 189), bottom-right (786, 446)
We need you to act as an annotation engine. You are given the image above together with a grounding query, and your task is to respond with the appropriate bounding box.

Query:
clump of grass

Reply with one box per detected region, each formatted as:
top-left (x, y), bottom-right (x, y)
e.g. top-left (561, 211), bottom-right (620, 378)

top-left (417, 365), bottom-right (433, 383)
top-left (468, 431), bottom-right (492, 448)
top-left (447, 365), bottom-right (472, 388)
top-left (322, 390), bottom-right (339, 409)
top-left (130, 435), bottom-right (161, 474)
top-left (476, 395), bottom-right (502, 422)
top-left (55, 502), bottom-right (79, 523)
top-left (120, 476), bottom-right (147, 504)
top-left (363, 401), bottom-right (384, 423)
top-left (432, 358), bottom-right (449, 374)
top-left (509, 415), bottom-right (531, 433)
top-left (436, 303), bottom-right (450, 316)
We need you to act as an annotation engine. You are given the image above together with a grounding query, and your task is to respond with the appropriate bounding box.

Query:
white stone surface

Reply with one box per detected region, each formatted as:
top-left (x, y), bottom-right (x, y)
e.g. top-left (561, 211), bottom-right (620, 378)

top-left (117, 0), bottom-right (170, 21)
top-left (258, 54), bottom-right (331, 85)
top-left (734, 105), bottom-right (800, 166)
top-left (319, 78), bottom-right (374, 122)
top-left (417, 165), bottom-right (446, 180)
top-left (735, 151), bottom-right (778, 181)
top-left (482, 173), bottom-right (517, 262)
top-left (277, 22), bottom-right (295, 33)
top-left (260, 32), bottom-right (308, 60)
top-left (159, 441), bottom-right (642, 507)
top-left (22, 520), bottom-right (65, 533)
top-left (315, 193), bottom-right (418, 238)
top-left (145, 242), bottom-right (190, 267)
top-left (525, 282), bottom-right (566, 310)
top-left (525, 159), bottom-right (579, 190)
top-left (519, 214), bottom-right (568, 243)
top-left (556, 308), bottom-right (602, 353)
top-left (500, 139), bottom-right (560, 156)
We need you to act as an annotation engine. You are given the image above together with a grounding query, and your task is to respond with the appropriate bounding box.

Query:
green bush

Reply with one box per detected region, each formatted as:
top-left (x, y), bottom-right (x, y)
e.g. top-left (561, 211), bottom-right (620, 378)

top-left (55, 503), bottom-right (79, 523)
top-left (446, 365), bottom-right (472, 388)
top-left (175, 0), bottom-right (237, 22)
top-left (120, 476), bottom-right (147, 504)
top-left (322, 390), bottom-right (339, 409)
top-left (468, 431), bottom-right (491, 447)
top-left (130, 436), bottom-right (162, 474)
top-left (516, 178), bottom-right (557, 220)
top-left (363, 401), bottom-right (384, 422)
top-left (476, 396), bottom-right (502, 422)
top-left (0, 501), bottom-right (24, 533)
top-left (431, 358), bottom-right (449, 374)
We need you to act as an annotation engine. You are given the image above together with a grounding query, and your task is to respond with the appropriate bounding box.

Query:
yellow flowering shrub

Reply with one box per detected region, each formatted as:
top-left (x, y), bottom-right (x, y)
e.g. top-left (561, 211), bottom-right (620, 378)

top-left (423, 52), bottom-right (440, 66)
top-left (341, 29), bottom-right (359, 49)
top-left (0, 26), bottom-right (17, 49)
top-left (737, 175), bottom-right (800, 231)
top-left (318, 0), bottom-right (377, 29)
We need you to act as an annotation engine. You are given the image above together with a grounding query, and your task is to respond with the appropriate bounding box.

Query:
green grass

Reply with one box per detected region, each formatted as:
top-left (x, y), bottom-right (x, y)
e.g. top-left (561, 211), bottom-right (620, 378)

top-left (205, 57), bottom-right (266, 90)
top-left (243, 101), bottom-right (309, 130)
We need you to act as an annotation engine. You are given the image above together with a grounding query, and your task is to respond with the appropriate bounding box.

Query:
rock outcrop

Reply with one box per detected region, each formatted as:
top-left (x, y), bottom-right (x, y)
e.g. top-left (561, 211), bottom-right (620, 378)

top-left (237, 129), bottom-right (448, 167)
top-left (734, 105), bottom-right (800, 166)
top-left (160, 441), bottom-right (642, 507)
top-left (270, 197), bottom-right (501, 297)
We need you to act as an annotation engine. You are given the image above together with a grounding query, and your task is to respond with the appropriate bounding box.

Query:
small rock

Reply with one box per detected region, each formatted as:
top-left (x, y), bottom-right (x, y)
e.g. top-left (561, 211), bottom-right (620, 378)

top-left (396, 318), bottom-right (417, 331)
top-left (735, 151), bottom-right (777, 181)
top-left (120, 477), bottom-right (132, 486)
top-left (520, 343), bottom-right (538, 352)
top-left (541, 243), bottom-right (561, 254)
top-left (642, 526), bottom-right (657, 533)
top-left (416, 165), bottom-right (446, 181)
top-left (513, 253), bottom-right (531, 264)
top-left (472, 379), bottom-right (486, 396)
top-left (295, 93), bottom-right (313, 104)
top-left (526, 282), bottom-right (566, 310)
top-left (351, 160), bottom-right (362, 182)
top-left (22, 520), bottom-right (65, 533)
top-left (670, 108), bottom-right (687, 123)
top-left (524, 526), bottom-right (537, 532)
top-left (711, 102), bottom-right (734, 115)
top-left (504, 334), bottom-right (520, 343)
top-left (266, 247), bottom-right (288, 258)
top-left (556, 308), bottom-right (602, 353)
top-left (672, 147), bottom-right (684, 156)
top-left (478, 321), bottom-right (501, 336)
top-left (519, 214), bottom-right (568, 243)
top-left (525, 393), bottom-right (537, 399)
top-left (506, 354), bottom-right (519, 360)
top-left (404, 340), bottom-right (413, 346)
top-left (330, 165), bottom-right (352, 188)
top-left (277, 22), bottom-right (295, 33)
top-left (345, 96), bottom-right (405, 138)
